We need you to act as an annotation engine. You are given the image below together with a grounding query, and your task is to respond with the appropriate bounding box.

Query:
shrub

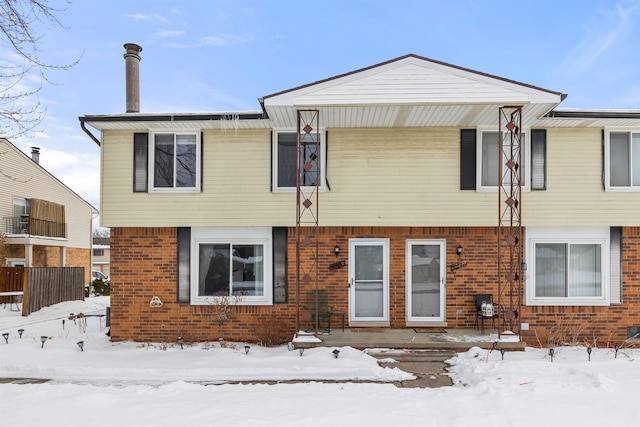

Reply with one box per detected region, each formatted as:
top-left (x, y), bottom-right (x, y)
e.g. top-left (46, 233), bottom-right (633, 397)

top-left (91, 278), bottom-right (110, 296)
top-left (253, 314), bottom-right (292, 347)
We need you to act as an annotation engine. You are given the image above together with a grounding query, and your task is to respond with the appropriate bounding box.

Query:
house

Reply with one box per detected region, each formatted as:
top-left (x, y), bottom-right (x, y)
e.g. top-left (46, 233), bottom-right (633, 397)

top-left (0, 139), bottom-right (98, 283)
top-left (92, 237), bottom-right (111, 279)
top-left (79, 44), bottom-right (640, 345)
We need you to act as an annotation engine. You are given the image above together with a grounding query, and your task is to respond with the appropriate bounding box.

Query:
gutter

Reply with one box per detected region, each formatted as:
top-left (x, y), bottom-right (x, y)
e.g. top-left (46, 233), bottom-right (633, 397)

top-left (80, 119), bottom-right (102, 147)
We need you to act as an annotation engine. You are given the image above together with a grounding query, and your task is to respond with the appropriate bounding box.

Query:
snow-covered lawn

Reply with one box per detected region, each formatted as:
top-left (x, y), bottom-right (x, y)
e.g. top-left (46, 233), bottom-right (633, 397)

top-left (0, 297), bottom-right (637, 426)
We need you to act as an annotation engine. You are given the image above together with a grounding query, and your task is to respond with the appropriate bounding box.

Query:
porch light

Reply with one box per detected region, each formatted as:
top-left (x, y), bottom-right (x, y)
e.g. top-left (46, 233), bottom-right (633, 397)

top-left (40, 336), bottom-right (47, 348)
top-left (18, 329), bottom-right (24, 338)
top-left (77, 341), bottom-right (84, 352)
top-left (456, 245), bottom-right (463, 257)
top-left (334, 245), bottom-right (340, 257)
top-left (244, 345), bottom-right (251, 355)
top-left (521, 262), bottom-right (528, 272)
top-left (332, 349), bottom-right (340, 359)
top-left (2, 332), bottom-right (8, 344)
top-left (178, 336), bottom-right (184, 349)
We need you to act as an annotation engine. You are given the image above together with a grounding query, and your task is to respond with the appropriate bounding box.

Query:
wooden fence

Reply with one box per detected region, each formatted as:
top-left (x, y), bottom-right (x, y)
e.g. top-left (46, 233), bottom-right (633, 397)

top-left (0, 267), bottom-right (85, 316)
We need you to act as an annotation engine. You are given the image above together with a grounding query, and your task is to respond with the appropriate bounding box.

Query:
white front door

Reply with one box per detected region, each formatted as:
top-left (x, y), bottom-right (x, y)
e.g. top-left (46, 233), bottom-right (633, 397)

top-left (406, 240), bottom-right (446, 322)
top-left (349, 239), bottom-right (389, 322)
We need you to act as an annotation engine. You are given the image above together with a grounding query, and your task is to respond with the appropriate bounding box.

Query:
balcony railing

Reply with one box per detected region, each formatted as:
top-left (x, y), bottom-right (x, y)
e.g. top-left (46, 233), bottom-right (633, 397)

top-left (2, 216), bottom-right (67, 239)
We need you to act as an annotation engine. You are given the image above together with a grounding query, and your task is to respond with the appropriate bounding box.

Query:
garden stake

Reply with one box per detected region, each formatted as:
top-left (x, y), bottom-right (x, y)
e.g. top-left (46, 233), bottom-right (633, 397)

top-left (398, 336), bottom-right (415, 369)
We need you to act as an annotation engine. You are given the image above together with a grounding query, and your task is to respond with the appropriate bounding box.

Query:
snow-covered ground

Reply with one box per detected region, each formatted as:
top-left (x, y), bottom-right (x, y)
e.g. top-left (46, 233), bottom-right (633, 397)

top-left (0, 297), bottom-right (638, 426)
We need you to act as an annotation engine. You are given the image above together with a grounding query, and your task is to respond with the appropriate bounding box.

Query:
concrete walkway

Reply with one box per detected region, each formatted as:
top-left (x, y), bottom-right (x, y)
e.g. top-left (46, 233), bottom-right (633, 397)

top-left (302, 328), bottom-right (526, 352)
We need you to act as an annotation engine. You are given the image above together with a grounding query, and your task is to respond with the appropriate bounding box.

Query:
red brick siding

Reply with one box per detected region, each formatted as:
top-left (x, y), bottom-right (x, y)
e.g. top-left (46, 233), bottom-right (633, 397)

top-left (109, 226), bottom-right (640, 345)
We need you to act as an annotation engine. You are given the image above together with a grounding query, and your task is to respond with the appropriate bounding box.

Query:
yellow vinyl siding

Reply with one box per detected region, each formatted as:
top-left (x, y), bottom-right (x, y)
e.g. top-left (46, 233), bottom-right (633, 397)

top-left (524, 128), bottom-right (640, 226)
top-left (100, 127), bottom-right (640, 228)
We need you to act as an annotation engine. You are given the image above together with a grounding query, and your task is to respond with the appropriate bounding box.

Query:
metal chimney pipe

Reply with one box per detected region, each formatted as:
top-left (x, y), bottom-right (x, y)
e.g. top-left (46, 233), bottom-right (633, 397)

top-left (123, 43), bottom-right (142, 113)
top-left (31, 147), bottom-right (40, 164)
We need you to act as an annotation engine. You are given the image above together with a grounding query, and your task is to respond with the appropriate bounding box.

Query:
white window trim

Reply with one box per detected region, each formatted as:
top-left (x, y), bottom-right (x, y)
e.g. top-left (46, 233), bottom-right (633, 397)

top-left (604, 128), bottom-right (640, 192)
top-left (476, 128), bottom-right (530, 192)
top-left (148, 130), bottom-right (201, 193)
top-left (525, 227), bottom-right (610, 306)
top-left (272, 130), bottom-right (326, 193)
top-left (190, 227), bottom-right (273, 306)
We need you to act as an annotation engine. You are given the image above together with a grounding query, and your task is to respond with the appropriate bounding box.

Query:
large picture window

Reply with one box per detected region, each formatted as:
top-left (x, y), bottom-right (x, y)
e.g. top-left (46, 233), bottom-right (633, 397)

top-left (606, 131), bottom-right (640, 190)
top-left (273, 131), bottom-right (323, 190)
top-left (190, 227), bottom-right (273, 305)
top-left (151, 132), bottom-right (200, 191)
top-left (526, 227), bottom-right (609, 306)
top-left (477, 130), bottom-right (528, 190)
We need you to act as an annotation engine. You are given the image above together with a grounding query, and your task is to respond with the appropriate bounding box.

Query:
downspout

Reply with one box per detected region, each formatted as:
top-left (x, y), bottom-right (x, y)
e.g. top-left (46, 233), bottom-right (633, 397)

top-left (80, 120), bottom-right (101, 146)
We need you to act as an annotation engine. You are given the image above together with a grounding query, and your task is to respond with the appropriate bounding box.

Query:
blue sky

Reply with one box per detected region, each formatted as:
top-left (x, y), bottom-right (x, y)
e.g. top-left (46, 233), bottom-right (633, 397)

top-left (3, 0), bottom-right (640, 215)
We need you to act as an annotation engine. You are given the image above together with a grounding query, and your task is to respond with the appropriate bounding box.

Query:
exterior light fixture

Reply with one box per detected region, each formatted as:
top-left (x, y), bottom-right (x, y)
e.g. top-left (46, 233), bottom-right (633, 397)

top-left (178, 336), bottom-right (184, 349)
top-left (2, 332), bottom-right (9, 344)
top-left (62, 319), bottom-right (65, 330)
top-left (299, 348), bottom-right (304, 356)
top-left (244, 345), bottom-right (251, 355)
top-left (332, 349), bottom-right (340, 359)
top-left (549, 348), bottom-right (554, 362)
top-left (521, 262), bottom-right (528, 271)
top-left (456, 245), bottom-right (463, 257)
top-left (18, 329), bottom-right (24, 338)
top-left (500, 348), bottom-right (506, 360)
top-left (77, 341), bottom-right (84, 352)
top-left (40, 336), bottom-right (48, 348)
top-left (587, 347), bottom-right (592, 361)
top-left (334, 245), bottom-right (340, 257)
top-left (614, 344), bottom-right (620, 358)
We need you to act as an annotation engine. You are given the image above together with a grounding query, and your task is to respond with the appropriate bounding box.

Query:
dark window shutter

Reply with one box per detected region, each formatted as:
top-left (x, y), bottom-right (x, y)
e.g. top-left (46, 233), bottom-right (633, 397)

top-left (601, 129), bottom-right (606, 190)
top-left (200, 132), bottom-right (204, 192)
top-left (133, 133), bottom-right (148, 192)
top-left (272, 227), bottom-right (288, 303)
top-left (177, 227), bottom-right (191, 303)
top-left (610, 226), bottom-right (622, 304)
top-left (531, 129), bottom-right (547, 190)
top-left (460, 129), bottom-right (476, 190)
top-left (325, 130), bottom-right (331, 190)
top-left (270, 131), bottom-right (273, 192)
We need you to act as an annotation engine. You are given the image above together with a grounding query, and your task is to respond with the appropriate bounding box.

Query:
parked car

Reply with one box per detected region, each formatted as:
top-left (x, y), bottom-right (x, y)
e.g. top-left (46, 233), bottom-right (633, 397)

top-left (92, 270), bottom-right (109, 282)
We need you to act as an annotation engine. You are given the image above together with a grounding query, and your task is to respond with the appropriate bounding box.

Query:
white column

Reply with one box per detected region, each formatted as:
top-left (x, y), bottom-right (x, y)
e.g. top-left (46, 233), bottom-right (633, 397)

top-left (24, 244), bottom-right (33, 267)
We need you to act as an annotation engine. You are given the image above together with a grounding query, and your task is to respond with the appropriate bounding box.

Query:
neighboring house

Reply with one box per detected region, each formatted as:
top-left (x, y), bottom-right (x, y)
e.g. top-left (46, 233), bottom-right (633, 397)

top-left (92, 237), bottom-right (111, 278)
top-left (0, 139), bottom-right (98, 284)
top-left (79, 45), bottom-right (640, 345)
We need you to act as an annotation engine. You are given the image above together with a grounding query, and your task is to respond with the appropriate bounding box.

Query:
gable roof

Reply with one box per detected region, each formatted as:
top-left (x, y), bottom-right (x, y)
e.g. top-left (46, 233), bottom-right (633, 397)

top-left (260, 54), bottom-right (565, 128)
top-left (1, 138), bottom-right (97, 213)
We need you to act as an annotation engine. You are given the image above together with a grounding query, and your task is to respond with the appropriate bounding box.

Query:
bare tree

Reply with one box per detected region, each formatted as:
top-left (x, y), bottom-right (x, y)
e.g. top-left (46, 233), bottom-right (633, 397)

top-left (0, 0), bottom-right (80, 139)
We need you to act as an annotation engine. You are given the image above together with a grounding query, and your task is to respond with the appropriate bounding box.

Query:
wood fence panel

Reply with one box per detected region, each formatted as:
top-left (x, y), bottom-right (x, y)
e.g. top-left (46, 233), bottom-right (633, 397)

top-left (24, 267), bottom-right (85, 316)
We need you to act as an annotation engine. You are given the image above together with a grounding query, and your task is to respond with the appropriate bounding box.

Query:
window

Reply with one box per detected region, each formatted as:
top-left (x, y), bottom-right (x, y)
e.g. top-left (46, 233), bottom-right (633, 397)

top-left (150, 132), bottom-right (200, 191)
top-left (190, 227), bottom-right (272, 305)
top-left (606, 131), bottom-right (640, 190)
top-left (477, 130), bottom-right (528, 190)
top-left (273, 131), bottom-right (323, 190)
top-left (93, 249), bottom-right (104, 257)
top-left (526, 227), bottom-right (610, 306)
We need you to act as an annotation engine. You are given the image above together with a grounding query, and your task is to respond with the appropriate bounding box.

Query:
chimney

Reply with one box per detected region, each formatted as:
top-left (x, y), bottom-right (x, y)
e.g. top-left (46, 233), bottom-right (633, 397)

top-left (123, 43), bottom-right (143, 113)
top-left (31, 147), bottom-right (40, 164)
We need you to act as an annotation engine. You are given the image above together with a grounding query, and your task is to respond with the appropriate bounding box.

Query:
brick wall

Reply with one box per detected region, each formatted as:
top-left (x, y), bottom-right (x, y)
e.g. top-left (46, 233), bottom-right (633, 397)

top-left (109, 226), bottom-right (640, 346)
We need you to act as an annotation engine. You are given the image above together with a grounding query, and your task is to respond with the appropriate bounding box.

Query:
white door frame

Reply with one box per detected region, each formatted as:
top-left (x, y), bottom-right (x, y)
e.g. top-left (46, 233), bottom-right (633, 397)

top-left (406, 239), bottom-right (446, 322)
top-left (348, 238), bottom-right (389, 323)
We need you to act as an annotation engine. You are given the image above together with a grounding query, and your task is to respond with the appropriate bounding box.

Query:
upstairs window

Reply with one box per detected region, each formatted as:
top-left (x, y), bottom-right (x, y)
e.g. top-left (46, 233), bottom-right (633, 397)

top-left (477, 130), bottom-right (529, 191)
top-left (150, 132), bottom-right (200, 192)
top-left (273, 131), bottom-right (324, 191)
top-left (606, 131), bottom-right (640, 190)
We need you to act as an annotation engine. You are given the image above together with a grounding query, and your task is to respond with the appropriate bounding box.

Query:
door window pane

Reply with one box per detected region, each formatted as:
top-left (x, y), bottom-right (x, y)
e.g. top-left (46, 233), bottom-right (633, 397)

top-left (410, 244), bottom-right (441, 317)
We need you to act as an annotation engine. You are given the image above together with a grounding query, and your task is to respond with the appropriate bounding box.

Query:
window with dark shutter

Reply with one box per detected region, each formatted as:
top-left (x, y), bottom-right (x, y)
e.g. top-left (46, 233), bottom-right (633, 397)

top-left (531, 129), bottom-right (547, 190)
top-left (272, 227), bottom-right (288, 303)
top-left (177, 227), bottom-right (191, 303)
top-left (133, 133), bottom-right (149, 192)
top-left (460, 129), bottom-right (476, 190)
